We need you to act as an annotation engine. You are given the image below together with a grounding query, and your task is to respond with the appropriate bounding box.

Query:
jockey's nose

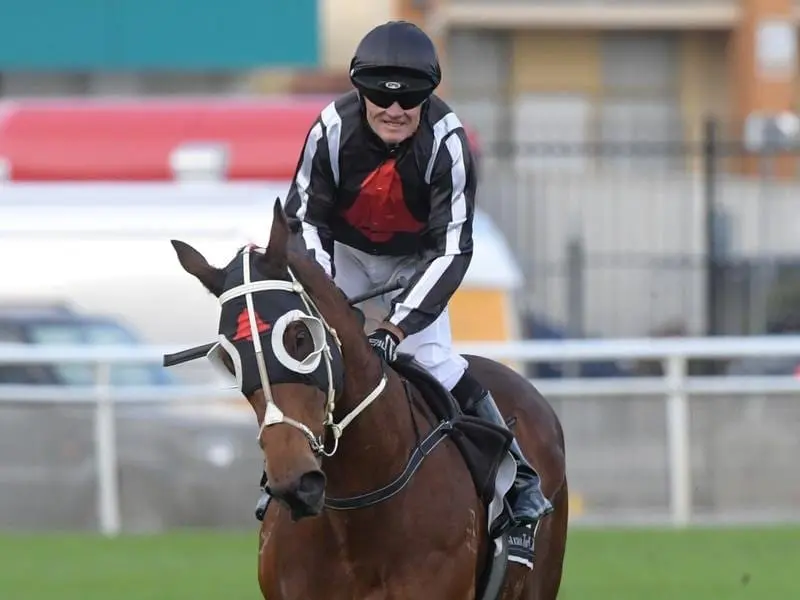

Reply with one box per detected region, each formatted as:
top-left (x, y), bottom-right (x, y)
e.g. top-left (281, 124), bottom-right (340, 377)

top-left (384, 102), bottom-right (405, 117)
top-left (270, 469), bottom-right (326, 521)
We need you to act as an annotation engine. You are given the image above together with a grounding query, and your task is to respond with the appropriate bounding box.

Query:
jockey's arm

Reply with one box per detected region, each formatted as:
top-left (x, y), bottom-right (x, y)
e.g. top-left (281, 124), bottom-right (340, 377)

top-left (384, 127), bottom-right (475, 338)
top-left (284, 116), bottom-right (338, 278)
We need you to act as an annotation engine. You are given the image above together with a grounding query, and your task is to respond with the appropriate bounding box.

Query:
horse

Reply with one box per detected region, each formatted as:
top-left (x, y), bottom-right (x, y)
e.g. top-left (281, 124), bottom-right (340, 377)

top-left (168, 198), bottom-right (569, 599)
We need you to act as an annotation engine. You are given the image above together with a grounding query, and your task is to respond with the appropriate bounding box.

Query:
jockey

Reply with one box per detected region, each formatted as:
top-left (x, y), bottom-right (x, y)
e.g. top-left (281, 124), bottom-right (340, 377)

top-left (257, 20), bottom-right (553, 529)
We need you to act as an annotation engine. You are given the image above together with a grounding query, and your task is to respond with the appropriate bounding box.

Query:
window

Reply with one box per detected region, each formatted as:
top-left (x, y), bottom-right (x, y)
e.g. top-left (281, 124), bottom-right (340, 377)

top-left (0, 326), bottom-right (21, 342)
top-left (447, 30), bottom-right (510, 97)
top-left (597, 32), bottom-right (682, 171)
top-left (0, 325), bottom-right (54, 384)
top-left (513, 93), bottom-right (591, 172)
top-left (447, 29), bottom-right (512, 159)
top-left (447, 98), bottom-right (505, 156)
top-left (598, 99), bottom-right (682, 170)
top-left (600, 33), bottom-right (679, 91)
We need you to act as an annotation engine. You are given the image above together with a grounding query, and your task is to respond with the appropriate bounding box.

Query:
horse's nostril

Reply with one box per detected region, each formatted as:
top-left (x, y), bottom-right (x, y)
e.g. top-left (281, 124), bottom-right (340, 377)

top-left (297, 470), bottom-right (326, 500)
top-left (269, 469), bottom-right (326, 520)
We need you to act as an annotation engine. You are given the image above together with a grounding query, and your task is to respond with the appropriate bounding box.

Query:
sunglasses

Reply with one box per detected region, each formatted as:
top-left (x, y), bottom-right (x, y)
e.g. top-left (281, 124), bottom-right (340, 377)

top-left (361, 87), bottom-right (431, 110)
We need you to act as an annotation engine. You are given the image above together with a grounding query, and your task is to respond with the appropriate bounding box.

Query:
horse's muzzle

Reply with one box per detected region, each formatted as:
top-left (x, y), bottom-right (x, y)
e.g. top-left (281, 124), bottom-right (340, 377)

top-left (270, 469), bottom-right (326, 521)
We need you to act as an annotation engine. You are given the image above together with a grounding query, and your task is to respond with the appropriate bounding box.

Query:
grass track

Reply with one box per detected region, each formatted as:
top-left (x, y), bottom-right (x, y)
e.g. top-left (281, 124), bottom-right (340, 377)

top-left (0, 526), bottom-right (796, 599)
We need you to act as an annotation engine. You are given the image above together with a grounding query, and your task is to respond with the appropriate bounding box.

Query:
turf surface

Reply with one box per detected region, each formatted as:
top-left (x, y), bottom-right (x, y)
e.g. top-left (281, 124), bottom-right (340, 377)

top-left (0, 526), bottom-right (796, 599)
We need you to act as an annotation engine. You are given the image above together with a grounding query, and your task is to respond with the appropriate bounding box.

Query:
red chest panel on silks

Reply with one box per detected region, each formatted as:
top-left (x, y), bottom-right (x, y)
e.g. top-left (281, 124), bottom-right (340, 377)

top-left (343, 159), bottom-right (424, 243)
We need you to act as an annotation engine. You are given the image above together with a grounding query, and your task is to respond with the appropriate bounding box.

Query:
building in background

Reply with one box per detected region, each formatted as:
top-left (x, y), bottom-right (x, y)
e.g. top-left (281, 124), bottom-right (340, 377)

top-left (394, 0), bottom-right (800, 340)
top-left (416, 0), bottom-right (799, 163)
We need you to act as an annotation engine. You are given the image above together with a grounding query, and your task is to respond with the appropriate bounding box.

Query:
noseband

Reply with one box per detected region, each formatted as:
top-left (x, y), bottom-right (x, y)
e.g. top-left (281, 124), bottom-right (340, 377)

top-left (208, 245), bottom-right (387, 457)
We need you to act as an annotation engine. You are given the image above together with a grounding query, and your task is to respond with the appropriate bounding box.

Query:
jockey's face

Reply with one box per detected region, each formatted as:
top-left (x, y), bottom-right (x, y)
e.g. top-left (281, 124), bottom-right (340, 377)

top-left (364, 97), bottom-right (422, 145)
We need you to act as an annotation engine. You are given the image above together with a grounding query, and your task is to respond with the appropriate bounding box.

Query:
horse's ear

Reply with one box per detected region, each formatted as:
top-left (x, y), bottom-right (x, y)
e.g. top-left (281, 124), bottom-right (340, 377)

top-left (263, 198), bottom-right (289, 270)
top-left (170, 239), bottom-right (225, 297)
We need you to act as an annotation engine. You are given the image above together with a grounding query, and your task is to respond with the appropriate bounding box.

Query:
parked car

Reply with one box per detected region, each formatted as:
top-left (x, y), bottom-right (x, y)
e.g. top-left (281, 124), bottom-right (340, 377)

top-left (0, 301), bottom-right (178, 386)
top-left (0, 301), bottom-right (262, 532)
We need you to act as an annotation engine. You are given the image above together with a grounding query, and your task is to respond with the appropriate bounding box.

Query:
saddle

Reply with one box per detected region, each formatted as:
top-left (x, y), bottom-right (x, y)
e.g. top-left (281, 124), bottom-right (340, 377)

top-left (391, 353), bottom-right (514, 521)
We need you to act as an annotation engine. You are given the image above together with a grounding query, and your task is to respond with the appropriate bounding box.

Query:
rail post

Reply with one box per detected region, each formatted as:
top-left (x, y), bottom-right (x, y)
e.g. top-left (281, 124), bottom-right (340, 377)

top-left (664, 353), bottom-right (691, 526)
top-left (94, 360), bottom-right (122, 536)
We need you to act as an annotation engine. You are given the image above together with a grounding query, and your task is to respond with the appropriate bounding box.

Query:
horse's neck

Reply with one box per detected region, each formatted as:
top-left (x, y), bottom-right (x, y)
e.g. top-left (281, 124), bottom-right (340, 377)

top-left (323, 368), bottom-right (420, 493)
top-left (288, 255), bottom-right (421, 496)
top-left (323, 339), bottom-right (421, 496)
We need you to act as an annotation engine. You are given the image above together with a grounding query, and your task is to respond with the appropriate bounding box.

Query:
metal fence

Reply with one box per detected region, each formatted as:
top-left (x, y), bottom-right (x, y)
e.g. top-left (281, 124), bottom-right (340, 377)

top-left (0, 397), bottom-right (262, 533)
top-left (476, 119), bottom-right (800, 341)
top-left (1, 337), bottom-right (800, 535)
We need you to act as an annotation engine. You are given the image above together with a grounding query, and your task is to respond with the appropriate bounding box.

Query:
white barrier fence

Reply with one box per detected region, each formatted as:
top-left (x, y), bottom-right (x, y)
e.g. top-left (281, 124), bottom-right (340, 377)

top-left (2, 335), bottom-right (800, 536)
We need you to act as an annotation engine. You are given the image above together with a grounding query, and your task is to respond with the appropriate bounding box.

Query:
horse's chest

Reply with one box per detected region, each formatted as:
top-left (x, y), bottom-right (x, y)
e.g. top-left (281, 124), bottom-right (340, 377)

top-left (273, 553), bottom-right (474, 600)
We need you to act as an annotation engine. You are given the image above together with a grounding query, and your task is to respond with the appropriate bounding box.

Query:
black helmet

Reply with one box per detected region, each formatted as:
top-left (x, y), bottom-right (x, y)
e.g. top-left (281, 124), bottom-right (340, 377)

top-left (349, 21), bottom-right (441, 104)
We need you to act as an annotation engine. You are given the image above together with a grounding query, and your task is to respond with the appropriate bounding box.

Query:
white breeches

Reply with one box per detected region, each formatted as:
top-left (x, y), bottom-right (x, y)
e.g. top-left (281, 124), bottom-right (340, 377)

top-left (333, 241), bottom-right (468, 391)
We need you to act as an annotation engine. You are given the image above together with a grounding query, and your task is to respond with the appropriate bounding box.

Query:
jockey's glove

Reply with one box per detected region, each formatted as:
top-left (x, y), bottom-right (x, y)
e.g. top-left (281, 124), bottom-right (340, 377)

top-left (367, 328), bottom-right (400, 364)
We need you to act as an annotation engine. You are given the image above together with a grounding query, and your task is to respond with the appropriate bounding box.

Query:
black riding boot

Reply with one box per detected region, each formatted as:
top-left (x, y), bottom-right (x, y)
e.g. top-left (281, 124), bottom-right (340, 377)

top-left (452, 373), bottom-right (554, 528)
top-left (255, 470), bottom-right (271, 521)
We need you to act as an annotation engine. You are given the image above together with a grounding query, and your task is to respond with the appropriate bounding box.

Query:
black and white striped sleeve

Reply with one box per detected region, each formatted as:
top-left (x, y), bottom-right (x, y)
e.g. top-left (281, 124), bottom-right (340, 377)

top-left (387, 115), bottom-right (476, 336)
top-left (284, 101), bottom-right (342, 277)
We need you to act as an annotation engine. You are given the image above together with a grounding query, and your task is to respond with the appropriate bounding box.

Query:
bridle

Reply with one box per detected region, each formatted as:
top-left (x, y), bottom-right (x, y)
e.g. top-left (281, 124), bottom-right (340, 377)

top-left (207, 245), bottom-right (387, 457)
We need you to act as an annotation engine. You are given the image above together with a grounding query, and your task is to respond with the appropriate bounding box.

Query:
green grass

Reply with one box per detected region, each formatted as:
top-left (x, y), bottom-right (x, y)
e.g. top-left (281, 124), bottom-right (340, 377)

top-left (0, 526), bottom-right (797, 599)
top-left (559, 526), bottom-right (798, 599)
top-left (0, 530), bottom-right (258, 600)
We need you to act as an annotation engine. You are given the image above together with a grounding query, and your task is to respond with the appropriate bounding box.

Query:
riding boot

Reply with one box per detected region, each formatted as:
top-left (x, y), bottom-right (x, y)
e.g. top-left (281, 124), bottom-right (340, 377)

top-left (255, 469), bottom-right (271, 521)
top-left (453, 376), bottom-right (554, 527)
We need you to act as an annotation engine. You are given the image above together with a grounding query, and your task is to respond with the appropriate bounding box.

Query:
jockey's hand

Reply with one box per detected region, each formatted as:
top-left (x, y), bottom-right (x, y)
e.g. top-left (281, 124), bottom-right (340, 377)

top-left (367, 327), bottom-right (401, 364)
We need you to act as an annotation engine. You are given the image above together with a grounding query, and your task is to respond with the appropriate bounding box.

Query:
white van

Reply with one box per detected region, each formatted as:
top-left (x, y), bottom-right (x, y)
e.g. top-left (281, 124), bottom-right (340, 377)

top-left (0, 181), bottom-right (525, 382)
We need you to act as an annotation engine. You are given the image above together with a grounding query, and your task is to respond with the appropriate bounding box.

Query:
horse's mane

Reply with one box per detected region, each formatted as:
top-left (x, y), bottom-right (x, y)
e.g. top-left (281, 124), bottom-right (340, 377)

top-left (283, 227), bottom-right (440, 446)
top-left (284, 229), bottom-right (370, 352)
